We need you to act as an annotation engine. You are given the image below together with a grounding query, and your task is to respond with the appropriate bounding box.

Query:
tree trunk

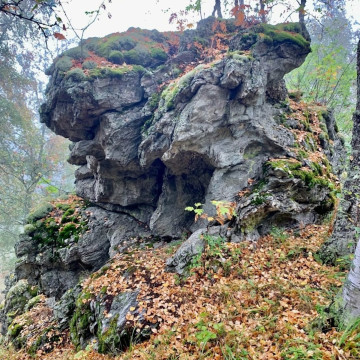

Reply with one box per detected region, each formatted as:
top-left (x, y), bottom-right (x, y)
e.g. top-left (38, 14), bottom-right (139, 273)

top-left (298, 0), bottom-right (310, 41)
top-left (259, 0), bottom-right (266, 23)
top-left (319, 39), bottom-right (360, 264)
top-left (212, 0), bottom-right (222, 18)
top-left (343, 238), bottom-right (360, 324)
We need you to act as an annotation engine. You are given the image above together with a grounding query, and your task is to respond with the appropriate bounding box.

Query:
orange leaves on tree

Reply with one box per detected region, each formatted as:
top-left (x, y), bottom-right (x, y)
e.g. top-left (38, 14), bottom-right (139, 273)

top-left (231, 5), bottom-right (247, 26)
top-left (54, 32), bottom-right (66, 40)
top-left (168, 11), bottom-right (189, 32)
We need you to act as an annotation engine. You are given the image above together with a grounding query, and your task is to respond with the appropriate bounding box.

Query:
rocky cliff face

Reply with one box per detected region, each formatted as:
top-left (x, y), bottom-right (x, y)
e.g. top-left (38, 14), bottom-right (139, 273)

top-left (1, 19), bottom-right (345, 353)
top-left (32, 19), bottom-right (344, 297)
top-left (40, 21), bottom-right (322, 241)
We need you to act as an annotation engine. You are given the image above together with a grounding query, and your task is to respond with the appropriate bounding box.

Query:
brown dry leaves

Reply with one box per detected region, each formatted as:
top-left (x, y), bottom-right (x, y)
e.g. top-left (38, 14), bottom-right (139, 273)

top-left (38, 224), bottom-right (345, 360)
top-left (9, 223), bottom-right (351, 359)
top-left (9, 296), bottom-right (71, 359)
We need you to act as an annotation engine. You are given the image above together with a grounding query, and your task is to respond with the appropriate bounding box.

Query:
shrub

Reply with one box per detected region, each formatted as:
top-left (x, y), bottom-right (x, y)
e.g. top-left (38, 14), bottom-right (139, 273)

top-left (23, 224), bottom-right (36, 235)
top-left (108, 50), bottom-right (124, 65)
top-left (83, 37), bottom-right (99, 51)
top-left (55, 56), bottom-right (73, 72)
top-left (65, 68), bottom-right (86, 82)
top-left (64, 46), bottom-right (90, 60)
top-left (123, 48), bottom-right (151, 66)
top-left (95, 42), bottom-right (111, 58)
top-left (82, 60), bottom-right (97, 70)
top-left (118, 36), bottom-right (136, 51)
top-left (95, 36), bottom-right (123, 57)
top-left (123, 49), bottom-right (141, 64)
top-left (150, 47), bottom-right (168, 63)
top-left (149, 29), bottom-right (165, 43)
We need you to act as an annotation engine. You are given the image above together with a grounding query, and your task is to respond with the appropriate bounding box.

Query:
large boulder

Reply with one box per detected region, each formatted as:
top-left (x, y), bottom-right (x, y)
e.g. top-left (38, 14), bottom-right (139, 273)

top-left (39, 21), bottom-right (334, 243)
top-left (13, 198), bottom-right (151, 300)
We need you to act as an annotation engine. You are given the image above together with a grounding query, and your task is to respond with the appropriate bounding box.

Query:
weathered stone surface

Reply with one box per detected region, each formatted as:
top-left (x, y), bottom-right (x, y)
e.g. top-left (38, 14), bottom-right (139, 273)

top-left (2, 20), bottom-right (347, 354)
top-left (53, 285), bottom-right (82, 330)
top-left (166, 229), bottom-right (206, 274)
top-left (40, 72), bottom-right (144, 142)
top-left (9, 20), bottom-right (344, 301)
top-left (13, 206), bottom-right (151, 299)
top-left (0, 279), bottom-right (37, 335)
top-left (68, 287), bottom-right (150, 353)
top-left (68, 140), bottom-right (105, 165)
top-left (39, 22), bottom-right (317, 243)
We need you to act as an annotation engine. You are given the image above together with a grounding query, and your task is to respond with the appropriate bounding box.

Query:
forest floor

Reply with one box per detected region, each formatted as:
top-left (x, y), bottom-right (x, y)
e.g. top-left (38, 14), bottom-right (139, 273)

top-left (1, 223), bottom-right (359, 360)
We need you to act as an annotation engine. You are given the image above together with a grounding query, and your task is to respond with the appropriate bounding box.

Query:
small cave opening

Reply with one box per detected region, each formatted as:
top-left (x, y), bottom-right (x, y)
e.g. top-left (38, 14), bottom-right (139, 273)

top-left (151, 152), bottom-right (216, 237)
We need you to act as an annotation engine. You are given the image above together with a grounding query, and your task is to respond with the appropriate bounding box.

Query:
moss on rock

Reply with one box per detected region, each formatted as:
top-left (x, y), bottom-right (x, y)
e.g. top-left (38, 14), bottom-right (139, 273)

top-left (27, 203), bottom-right (54, 223)
top-left (26, 197), bottom-right (89, 249)
top-left (65, 68), bottom-right (87, 82)
top-left (69, 291), bottom-right (94, 349)
top-left (255, 23), bottom-right (310, 49)
top-left (160, 64), bottom-right (205, 111)
top-left (266, 159), bottom-right (336, 190)
top-left (54, 56), bottom-right (73, 73)
top-left (87, 65), bottom-right (145, 80)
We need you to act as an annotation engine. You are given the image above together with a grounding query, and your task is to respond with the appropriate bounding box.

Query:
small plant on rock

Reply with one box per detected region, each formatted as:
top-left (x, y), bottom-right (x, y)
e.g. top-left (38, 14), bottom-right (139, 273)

top-left (185, 200), bottom-right (236, 224)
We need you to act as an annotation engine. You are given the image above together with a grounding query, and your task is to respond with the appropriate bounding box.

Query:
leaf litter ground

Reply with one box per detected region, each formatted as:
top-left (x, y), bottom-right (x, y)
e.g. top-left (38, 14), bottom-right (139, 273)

top-left (6, 223), bottom-right (360, 359)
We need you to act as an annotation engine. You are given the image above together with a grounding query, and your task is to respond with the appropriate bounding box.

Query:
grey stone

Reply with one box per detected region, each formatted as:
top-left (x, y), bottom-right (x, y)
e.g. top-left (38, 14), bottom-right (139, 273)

top-left (68, 140), bottom-right (105, 165)
top-left (15, 21), bottom-right (344, 300)
top-left (99, 291), bottom-right (139, 335)
top-left (166, 229), bottom-right (206, 274)
top-left (36, 21), bottom-right (344, 250)
top-left (2, 20), bottom-right (348, 354)
top-left (15, 234), bottom-right (35, 258)
top-left (53, 285), bottom-right (82, 330)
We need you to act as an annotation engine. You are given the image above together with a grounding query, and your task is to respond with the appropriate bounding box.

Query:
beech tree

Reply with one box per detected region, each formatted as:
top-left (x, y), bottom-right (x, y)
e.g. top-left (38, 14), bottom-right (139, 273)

top-left (184, 0), bottom-right (310, 29)
top-left (341, 39), bottom-right (360, 324)
top-left (212, 0), bottom-right (222, 18)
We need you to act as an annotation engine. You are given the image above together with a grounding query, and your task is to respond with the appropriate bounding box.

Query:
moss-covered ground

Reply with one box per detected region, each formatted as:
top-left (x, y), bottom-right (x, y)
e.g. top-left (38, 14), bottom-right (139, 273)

top-left (51, 27), bottom-right (179, 80)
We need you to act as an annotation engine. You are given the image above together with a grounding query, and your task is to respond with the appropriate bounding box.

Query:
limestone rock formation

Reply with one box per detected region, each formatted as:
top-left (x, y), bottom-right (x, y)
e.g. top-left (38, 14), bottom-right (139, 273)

top-left (14, 200), bottom-right (150, 300)
top-left (40, 21), bottom-right (331, 246)
top-left (1, 19), bottom-right (345, 353)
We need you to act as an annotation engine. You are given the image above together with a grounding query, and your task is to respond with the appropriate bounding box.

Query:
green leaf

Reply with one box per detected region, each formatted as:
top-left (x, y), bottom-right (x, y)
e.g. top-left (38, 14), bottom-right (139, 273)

top-left (46, 185), bottom-right (58, 194)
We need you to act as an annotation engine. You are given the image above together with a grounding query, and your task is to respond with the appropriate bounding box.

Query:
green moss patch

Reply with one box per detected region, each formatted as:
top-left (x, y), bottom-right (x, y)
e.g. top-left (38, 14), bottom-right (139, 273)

top-left (255, 23), bottom-right (310, 49)
top-left (238, 22), bottom-right (310, 52)
top-left (65, 68), bottom-right (86, 82)
top-left (266, 159), bottom-right (336, 191)
top-left (160, 64), bottom-right (206, 111)
top-left (27, 203), bottom-right (54, 223)
top-left (69, 292), bottom-right (94, 349)
top-left (28, 196), bottom-right (89, 249)
top-left (87, 65), bottom-right (145, 80)
top-left (53, 28), bottom-right (176, 75)
top-left (54, 56), bottom-right (73, 72)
